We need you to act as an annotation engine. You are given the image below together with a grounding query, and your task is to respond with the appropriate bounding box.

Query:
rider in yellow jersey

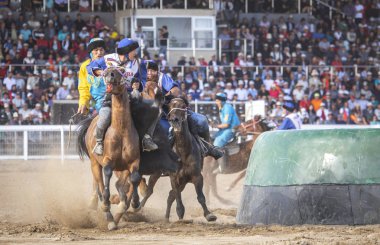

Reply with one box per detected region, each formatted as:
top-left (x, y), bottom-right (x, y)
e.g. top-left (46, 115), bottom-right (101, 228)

top-left (77, 38), bottom-right (108, 155)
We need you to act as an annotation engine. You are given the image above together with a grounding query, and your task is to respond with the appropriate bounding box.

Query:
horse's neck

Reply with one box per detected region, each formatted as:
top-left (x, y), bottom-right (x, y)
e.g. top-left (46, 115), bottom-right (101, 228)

top-left (111, 92), bottom-right (132, 129)
top-left (173, 120), bottom-right (193, 158)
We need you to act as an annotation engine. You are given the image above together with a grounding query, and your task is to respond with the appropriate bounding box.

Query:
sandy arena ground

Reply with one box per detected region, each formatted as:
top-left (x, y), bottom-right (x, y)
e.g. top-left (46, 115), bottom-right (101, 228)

top-left (0, 160), bottom-right (379, 245)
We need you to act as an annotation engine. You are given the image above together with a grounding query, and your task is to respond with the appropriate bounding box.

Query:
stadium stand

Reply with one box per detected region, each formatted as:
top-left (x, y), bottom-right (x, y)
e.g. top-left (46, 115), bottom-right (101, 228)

top-left (0, 0), bottom-right (379, 126)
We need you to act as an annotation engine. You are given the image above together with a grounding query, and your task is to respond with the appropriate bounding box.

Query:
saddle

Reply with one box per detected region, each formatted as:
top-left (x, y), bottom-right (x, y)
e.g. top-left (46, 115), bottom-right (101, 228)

top-left (224, 135), bottom-right (240, 156)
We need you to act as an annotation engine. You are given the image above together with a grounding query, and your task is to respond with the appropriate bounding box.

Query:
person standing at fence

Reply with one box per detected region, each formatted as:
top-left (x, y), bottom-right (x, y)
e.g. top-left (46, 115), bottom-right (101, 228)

top-left (277, 101), bottom-right (302, 130)
top-left (158, 25), bottom-right (168, 58)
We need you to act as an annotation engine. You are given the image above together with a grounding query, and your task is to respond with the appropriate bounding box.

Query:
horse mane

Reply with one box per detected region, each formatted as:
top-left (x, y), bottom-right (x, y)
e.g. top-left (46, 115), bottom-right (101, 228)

top-left (76, 115), bottom-right (95, 160)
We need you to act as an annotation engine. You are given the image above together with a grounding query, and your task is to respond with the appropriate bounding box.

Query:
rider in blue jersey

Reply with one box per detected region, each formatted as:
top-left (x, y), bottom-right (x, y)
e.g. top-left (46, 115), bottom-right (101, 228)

top-left (145, 62), bottom-right (223, 160)
top-left (213, 92), bottom-right (240, 148)
top-left (87, 38), bottom-right (157, 154)
top-left (278, 101), bottom-right (302, 130)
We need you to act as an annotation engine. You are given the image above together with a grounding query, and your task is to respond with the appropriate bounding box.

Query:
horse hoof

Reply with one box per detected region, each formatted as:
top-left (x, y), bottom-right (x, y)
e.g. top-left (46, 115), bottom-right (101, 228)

top-left (108, 221), bottom-right (117, 231)
top-left (206, 213), bottom-right (217, 222)
top-left (110, 194), bottom-right (120, 204)
top-left (101, 204), bottom-right (110, 212)
top-left (132, 204), bottom-right (142, 212)
top-left (131, 201), bottom-right (140, 210)
top-left (117, 203), bottom-right (126, 214)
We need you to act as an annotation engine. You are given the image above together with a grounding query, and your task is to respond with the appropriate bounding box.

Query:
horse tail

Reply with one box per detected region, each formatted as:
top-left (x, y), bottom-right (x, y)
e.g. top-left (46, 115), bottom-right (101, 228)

top-left (77, 115), bottom-right (95, 160)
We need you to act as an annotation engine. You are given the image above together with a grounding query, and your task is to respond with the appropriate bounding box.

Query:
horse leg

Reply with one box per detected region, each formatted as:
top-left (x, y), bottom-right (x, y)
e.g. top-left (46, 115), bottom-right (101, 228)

top-left (174, 181), bottom-right (187, 220)
top-left (114, 170), bottom-right (129, 225)
top-left (209, 159), bottom-right (234, 205)
top-left (192, 174), bottom-right (217, 222)
top-left (165, 175), bottom-right (177, 221)
top-left (139, 173), bottom-right (161, 209)
top-left (90, 161), bottom-right (104, 210)
top-left (102, 164), bottom-right (116, 230)
top-left (129, 159), bottom-right (142, 210)
top-left (227, 170), bottom-right (246, 191)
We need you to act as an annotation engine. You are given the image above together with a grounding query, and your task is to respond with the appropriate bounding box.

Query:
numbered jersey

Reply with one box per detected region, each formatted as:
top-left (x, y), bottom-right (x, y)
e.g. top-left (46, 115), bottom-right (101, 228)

top-left (87, 53), bottom-right (142, 84)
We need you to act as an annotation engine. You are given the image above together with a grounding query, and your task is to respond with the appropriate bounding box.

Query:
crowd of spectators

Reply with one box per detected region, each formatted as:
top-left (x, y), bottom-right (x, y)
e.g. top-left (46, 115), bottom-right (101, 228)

top-left (0, 10), bottom-right (122, 125)
top-left (0, 0), bottom-right (380, 126)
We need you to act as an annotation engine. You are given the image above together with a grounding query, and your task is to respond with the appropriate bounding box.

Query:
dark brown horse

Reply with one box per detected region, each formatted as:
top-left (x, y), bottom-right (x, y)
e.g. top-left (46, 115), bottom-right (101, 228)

top-left (203, 115), bottom-right (273, 204)
top-left (166, 97), bottom-right (216, 222)
top-left (77, 66), bottom-right (141, 230)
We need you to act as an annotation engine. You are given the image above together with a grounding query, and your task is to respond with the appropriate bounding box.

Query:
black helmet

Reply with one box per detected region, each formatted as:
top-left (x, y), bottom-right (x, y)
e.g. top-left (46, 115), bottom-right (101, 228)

top-left (87, 38), bottom-right (106, 53)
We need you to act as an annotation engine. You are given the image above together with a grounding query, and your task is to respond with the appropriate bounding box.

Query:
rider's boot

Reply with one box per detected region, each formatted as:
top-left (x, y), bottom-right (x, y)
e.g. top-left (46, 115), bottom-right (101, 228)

top-left (204, 144), bottom-right (224, 160)
top-left (93, 126), bottom-right (106, 155)
top-left (199, 132), bottom-right (224, 160)
top-left (142, 112), bottom-right (160, 152)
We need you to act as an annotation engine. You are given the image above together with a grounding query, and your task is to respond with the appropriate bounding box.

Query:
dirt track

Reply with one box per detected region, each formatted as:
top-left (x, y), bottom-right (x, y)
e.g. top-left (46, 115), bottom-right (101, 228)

top-left (0, 160), bottom-right (379, 245)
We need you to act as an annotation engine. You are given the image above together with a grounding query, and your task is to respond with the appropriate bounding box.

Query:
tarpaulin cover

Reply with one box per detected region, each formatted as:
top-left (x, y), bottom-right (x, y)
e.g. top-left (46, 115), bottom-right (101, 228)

top-left (245, 129), bottom-right (380, 186)
top-left (237, 129), bottom-right (380, 225)
top-left (237, 184), bottom-right (380, 225)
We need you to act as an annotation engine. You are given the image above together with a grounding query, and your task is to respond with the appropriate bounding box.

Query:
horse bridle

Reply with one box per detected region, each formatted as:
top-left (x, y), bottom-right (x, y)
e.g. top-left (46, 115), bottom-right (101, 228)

top-left (102, 66), bottom-right (132, 87)
top-left (240, 119), bottom-right (262, 135)
top-left (166, 98), bottom-right (188, 122)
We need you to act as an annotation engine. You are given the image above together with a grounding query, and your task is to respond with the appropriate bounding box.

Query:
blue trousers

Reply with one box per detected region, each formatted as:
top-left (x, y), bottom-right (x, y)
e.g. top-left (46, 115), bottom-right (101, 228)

top-left (213, 129), bottom-right (234, 148)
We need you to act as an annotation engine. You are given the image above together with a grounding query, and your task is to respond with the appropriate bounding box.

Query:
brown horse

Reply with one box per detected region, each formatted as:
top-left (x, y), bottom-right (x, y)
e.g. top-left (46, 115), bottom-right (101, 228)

top-left (202, 115), bottom-right (273, 204)
top-left (77, 66), bottom-right (141, 230)
top-left (166, 97), bottom-right (216, 222)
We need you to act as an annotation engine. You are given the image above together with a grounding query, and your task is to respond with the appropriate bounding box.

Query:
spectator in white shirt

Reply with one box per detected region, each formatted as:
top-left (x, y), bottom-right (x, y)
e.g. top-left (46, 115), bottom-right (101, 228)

top-left (316, 103), bottom-right (330, 124)
top-left (224, 82), bottom-right (235, 100)
top-left (263, 73), bottom-right (274, 91)
top-left (292, 82), bottom-right (305, 102)
top-left (30, 103), bottom-right (43, 124)
top-left (3, 72), bottom-right (16, 91)
top-left (235, 80), bottom-right (248, 101)
top-left (62, 70), bottom-right (75, 90)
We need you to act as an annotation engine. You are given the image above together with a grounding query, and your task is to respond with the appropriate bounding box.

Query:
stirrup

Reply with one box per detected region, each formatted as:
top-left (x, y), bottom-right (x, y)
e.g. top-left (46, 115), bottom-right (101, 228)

top-left (142, 135), bottom-right (158, 152)
top-left (92, 142), bottom-right (104, 155)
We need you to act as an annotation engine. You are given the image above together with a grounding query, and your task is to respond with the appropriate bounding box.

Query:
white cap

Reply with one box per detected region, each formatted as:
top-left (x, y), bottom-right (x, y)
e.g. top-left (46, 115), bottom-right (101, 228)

top-left (26, 85), bottom-right (32, 90)
top-left (3, 103), bottom-right (9, 108)
top-left (238, 80), bottom-right (244, 85)
top-left (13, 112), bottom-right (18, 117)
top-left (177, 72), bottom-right (183, 77)
top-left (204, 83), bottom-right (210, 87)
top-left (41, 69), bottom-right (47, 75)
top-left (62, 81), bottom-right (68, 86)
top-left (159, 53), bottom-right (165, 57)
top-left (27, 92), bottom-right (33, 97)
top-left (68, 70), bottom-right (73, 74)
top-left (249, 81), bottom-right (254, 85)
top-left (226, 82), bottom-right (232, 87)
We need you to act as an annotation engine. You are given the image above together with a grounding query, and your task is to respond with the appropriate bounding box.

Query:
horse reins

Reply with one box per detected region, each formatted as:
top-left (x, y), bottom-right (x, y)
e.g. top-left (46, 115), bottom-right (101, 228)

top-left (240, 120), bottom-right (262, 135)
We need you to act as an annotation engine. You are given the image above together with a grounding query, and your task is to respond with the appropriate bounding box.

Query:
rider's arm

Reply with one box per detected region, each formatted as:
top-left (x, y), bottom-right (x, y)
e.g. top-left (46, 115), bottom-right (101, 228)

top-left (86, 57), bottom-right (106, 77)
top-left (217, 105), bottom-right (233, 129)
top-left (78, 59), bottom-right (92, 112)
top-left (161, 73), bottom-right (179, 96)
top-left (277, 118), bottom-right (295, 130)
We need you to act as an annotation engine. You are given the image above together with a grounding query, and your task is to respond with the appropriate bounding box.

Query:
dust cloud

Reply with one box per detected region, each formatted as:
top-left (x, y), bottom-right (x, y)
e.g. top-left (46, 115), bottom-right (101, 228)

top-left (0, 160), bottom-right (240, 228)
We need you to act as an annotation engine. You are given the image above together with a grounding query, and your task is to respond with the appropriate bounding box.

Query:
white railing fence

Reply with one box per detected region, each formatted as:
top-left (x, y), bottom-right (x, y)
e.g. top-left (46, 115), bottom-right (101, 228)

top-left (1, 124), bottom-right (378, 161)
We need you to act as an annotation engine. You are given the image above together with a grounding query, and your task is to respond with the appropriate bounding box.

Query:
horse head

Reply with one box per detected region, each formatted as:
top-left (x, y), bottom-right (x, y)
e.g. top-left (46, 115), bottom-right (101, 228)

top-left (167, 97), bottom-right (188, 131)
top-left (102, 66), bottom-right (131, 95)
top-left (236, 114), bottom-right (274, 135)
